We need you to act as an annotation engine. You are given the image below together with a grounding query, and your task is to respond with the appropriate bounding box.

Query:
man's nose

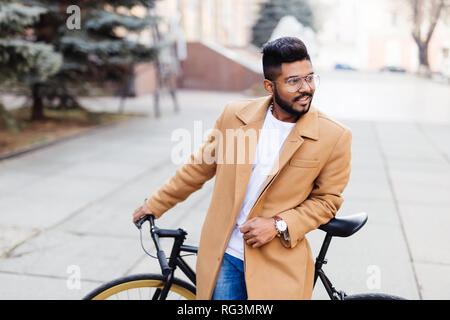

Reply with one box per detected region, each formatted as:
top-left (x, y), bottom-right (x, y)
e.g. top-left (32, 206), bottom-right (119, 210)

top-left (297, 80), bottom-right (313, 93)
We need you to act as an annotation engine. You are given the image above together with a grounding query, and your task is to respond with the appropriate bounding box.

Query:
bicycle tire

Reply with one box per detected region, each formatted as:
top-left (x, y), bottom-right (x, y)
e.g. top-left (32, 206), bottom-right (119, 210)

top-left (83, 273), bottom-right (196, 300)
top-left (343, 293), bottom-right (406, 300)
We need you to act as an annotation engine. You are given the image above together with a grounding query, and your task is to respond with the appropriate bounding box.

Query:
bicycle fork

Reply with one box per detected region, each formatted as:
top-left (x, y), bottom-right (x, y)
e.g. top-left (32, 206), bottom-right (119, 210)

top-left (154, 272), bottom-right (175, 300)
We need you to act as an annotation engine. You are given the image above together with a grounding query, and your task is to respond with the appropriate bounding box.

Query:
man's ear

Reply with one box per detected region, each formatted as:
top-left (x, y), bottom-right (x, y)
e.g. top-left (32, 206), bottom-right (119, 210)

top-left (263, 79), bottom-right (274, 95)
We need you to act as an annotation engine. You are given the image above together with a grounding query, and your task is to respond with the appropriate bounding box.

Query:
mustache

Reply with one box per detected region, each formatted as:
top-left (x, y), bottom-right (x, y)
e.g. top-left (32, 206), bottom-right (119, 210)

top-left (293, 93), bottom-right (312, 102)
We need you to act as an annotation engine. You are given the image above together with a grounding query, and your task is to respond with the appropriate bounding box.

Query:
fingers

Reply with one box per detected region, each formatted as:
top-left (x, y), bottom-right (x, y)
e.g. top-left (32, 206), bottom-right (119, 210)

top-left (133, 201), bottom-right (154, 223)
top-left (133, 206), bottom-right (143, 222)
top-left (133, 206), bottom-right (148, 222)
top-left (239, 223), bottom-right (259, 247)
top-left (238, 223), bottom-right (250, 234)
top-left (241, 229), bottom-right (263, 248)
top-left (239, 217), bottom-right (276, 248)
top-left (245, 236), bottom-right (262, 248)
top-left (238, 217), bottom-right (257, 233)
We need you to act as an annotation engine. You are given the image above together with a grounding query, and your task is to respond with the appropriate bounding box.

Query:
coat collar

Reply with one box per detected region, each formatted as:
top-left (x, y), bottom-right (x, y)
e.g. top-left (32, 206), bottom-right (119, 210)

top-left (235, 95), bottom-right (320, 141)
top-left (231, 95), bottom-right (321, 221)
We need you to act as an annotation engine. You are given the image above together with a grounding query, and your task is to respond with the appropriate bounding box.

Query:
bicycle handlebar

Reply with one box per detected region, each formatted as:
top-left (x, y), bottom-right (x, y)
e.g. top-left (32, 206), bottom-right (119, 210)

top-left (134, 214), bottom-right (153, 229)
top-left (135, 214), bottom-right (172, 277)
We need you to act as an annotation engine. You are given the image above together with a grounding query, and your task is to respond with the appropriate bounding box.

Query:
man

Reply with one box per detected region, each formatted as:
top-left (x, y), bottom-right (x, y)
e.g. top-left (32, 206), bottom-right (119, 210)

top-left (133, 37), bottom-right (352, 300)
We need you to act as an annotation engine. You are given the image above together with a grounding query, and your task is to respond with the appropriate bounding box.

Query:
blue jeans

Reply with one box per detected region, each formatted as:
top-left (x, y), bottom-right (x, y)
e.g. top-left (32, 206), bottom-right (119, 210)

top-left (211, 253), bottom-right (247, 300)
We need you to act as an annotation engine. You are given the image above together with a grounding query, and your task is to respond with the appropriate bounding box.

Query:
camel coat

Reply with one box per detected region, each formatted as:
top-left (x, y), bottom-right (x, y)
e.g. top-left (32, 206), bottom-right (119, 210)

top-left (146, 95), bottom-right (352, 300)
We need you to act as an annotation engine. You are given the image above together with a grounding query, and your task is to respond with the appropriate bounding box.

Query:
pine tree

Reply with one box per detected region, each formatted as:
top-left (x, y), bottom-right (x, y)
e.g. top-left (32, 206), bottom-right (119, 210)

top-left (0, 0), bottom-right (62, 129)
top-left (251, 0), bottom-right (315, 48)
top-left (2, 0), bottom-right (159, 120)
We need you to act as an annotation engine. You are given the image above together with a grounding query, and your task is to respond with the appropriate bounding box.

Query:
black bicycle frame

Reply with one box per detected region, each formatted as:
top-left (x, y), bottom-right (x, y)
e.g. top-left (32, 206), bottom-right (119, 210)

top-left (149, 225), bottom-right (198, 300)
top-left (141, 215), bottom-right (345, 300)
top-left (313, 233), bottom-right (345, 300)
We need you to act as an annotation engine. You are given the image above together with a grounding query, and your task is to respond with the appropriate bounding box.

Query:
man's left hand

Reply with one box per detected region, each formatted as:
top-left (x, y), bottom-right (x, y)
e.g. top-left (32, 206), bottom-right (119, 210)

top-left (239, 217), bottom-right (278, 248)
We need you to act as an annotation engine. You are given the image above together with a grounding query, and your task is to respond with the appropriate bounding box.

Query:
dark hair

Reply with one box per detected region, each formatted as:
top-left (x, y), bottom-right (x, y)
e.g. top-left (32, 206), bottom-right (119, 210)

top-left (262, 37), bottom-right (311, 80)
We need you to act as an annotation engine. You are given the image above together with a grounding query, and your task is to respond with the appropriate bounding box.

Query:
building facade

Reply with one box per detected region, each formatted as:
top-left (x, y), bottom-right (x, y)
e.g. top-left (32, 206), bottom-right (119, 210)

top-left (154, 0), bottom-right (450, 74)
top-left (314, 0), bottom-right (450, 73)
top-left (155, 0), bottom-right (265, 47)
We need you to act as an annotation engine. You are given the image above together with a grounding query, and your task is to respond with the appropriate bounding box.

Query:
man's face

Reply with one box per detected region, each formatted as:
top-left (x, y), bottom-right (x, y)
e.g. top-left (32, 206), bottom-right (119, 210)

top-left (269, 60), bottom-right (315, 117)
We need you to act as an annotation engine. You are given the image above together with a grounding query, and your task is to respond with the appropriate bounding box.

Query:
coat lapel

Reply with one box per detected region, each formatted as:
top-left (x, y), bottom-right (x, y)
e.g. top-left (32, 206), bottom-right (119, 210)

top-left (231, 96), bottom-right (271, 217)
top-left (231, 95), bottom-right (320, 218)
top-left (274, 103), bottom-right (320, 176)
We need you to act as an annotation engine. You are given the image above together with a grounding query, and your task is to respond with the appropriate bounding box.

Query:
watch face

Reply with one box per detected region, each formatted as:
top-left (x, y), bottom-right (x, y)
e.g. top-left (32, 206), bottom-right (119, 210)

top-left (276, 220), bottom-right (287, 232)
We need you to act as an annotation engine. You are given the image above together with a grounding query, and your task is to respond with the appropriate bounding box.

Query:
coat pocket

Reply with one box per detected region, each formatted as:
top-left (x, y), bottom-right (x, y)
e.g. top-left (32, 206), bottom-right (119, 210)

top-left (289, 159), bottom-right (320, 168)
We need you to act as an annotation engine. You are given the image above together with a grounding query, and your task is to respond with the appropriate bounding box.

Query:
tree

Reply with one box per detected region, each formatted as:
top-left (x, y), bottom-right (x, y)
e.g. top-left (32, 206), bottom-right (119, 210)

top-left (251, 0), bottom-right (315, 48)
top-left (0, 0), bottom-right (62, 129)
top-left (2, 0), bottom-right (160, 121)
top-left (406, 0), bottom-right (450, 77)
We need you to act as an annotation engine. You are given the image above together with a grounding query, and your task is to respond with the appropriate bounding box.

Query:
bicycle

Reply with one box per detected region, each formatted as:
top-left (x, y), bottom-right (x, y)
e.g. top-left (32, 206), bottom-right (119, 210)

top-left (83, 212), bottom-right (405, 300)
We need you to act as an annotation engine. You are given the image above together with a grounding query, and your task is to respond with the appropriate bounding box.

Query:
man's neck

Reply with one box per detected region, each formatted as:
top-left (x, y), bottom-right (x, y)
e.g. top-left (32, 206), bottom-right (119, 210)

top-left (270, 102), bottom-right (299, 123)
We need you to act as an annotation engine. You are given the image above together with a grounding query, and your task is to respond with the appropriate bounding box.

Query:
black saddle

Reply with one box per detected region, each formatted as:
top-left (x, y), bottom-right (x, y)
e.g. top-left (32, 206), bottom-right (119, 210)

top-left (319, 212), bottom-right (368, 237)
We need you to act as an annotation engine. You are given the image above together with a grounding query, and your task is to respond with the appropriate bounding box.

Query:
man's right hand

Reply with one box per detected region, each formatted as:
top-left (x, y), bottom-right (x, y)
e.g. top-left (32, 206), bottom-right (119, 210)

top-left (133, 200), bottom-right (153, 223)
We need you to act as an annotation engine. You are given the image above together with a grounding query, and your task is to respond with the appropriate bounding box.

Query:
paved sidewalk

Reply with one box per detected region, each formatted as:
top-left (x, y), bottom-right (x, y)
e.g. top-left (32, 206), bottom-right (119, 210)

top-left (0, 73), bottom-right (449, 299)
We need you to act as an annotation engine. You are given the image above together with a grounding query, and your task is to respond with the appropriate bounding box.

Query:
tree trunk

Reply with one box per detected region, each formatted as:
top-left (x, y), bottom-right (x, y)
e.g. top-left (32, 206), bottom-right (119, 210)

top-left (409, 0), bottom-right (446, 78)
top-left (0, 102), bottom-right (19, 133)
top-left (31, 83), bottom-right (45, 121)
top-left (418, 42), bottom-right (432, 77)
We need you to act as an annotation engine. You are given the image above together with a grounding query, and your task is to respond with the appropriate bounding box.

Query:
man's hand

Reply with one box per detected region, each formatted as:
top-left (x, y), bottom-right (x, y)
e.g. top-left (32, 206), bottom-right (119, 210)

top-left (239, 217), bottom-right (278, 248)
top-left (133, 200), bottom-right (153, 223)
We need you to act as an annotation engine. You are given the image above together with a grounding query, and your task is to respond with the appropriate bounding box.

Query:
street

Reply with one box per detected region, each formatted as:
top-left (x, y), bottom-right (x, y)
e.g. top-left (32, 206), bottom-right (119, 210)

top-left (0, 71), bottom-right (449, 299)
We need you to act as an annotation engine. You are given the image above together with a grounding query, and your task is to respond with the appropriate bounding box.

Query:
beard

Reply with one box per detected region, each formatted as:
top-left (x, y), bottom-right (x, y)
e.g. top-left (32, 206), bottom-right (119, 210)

top-left (273, 84), bottom-right (312, 118)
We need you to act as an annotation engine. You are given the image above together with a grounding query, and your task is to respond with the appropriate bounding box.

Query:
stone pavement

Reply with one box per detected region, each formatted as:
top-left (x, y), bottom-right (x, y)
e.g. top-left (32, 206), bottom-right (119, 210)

top-left (0, 71), bottom-right (449, 300)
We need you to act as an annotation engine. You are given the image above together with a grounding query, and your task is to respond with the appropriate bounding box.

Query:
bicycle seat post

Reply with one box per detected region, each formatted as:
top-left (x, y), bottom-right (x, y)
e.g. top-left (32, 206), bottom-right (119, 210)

top-left (314, 233), bottom-right (333, 285)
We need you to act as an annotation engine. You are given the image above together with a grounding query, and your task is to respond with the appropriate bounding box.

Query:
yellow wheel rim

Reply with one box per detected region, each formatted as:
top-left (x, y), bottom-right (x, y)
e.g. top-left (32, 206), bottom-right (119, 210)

top-left (92, 279), bottom-right (196, 300)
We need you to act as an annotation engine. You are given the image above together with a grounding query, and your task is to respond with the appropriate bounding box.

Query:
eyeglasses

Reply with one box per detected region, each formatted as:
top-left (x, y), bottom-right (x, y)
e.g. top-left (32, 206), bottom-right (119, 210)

top-left (271, 74), bottom-right (320, 93)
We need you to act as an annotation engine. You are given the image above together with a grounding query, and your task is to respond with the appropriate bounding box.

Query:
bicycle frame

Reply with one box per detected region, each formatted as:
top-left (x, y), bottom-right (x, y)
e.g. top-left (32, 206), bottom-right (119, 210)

top-left (139, 215), bottom-right (345, 300)
top-left (148, 224), bottom-right (198, 300)
top-left (313, 233), bottom-right (346, 300)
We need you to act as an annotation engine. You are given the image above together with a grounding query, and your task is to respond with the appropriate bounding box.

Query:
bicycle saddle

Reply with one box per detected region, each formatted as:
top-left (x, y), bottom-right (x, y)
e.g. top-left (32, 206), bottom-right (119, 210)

top-left (319, 212), bottom-right (368, 237)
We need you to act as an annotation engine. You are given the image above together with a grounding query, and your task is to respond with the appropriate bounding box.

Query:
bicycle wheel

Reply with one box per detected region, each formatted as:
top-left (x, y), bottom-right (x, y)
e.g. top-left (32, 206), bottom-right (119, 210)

top-left (83, 273), bottom-right (196, 300)
top-left (343, 293), bottom-right (406, 300)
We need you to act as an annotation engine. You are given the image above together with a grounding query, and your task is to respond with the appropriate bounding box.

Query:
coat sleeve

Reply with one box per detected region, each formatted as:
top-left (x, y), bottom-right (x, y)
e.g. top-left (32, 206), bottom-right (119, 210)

top-left (278, 127), bottom-right (352, 248)
top-left (145, 108), bottom-right (226, 218)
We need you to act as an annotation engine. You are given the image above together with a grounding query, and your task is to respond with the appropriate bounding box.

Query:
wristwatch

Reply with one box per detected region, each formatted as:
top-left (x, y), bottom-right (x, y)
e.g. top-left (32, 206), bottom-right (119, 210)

top-left (273, 216), bottom-right (288, 237)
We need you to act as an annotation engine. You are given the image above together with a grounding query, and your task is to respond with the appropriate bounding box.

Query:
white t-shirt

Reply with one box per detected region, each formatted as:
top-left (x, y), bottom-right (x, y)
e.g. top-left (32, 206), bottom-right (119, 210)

top-left (225, 106), bottom-right (296, 260)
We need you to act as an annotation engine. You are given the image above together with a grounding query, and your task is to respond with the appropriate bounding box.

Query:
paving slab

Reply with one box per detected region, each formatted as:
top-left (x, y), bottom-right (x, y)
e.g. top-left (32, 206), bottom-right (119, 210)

top-left (0, 230), bottom-right (141, 285)
top-left (414, 262), bottom-right (450, 300)
top-left (338, 198), bottom-right (401, 227)
top-left (0, 226), bottom-right (40, 258)
top-left (0, 272), bottom-right (101, 300)
top-left (309, 221), bottom-right (420, 300)
top-left (397, 203), bottom-right (450, 265)
top-left (0, 175), bottom-right (120, 229)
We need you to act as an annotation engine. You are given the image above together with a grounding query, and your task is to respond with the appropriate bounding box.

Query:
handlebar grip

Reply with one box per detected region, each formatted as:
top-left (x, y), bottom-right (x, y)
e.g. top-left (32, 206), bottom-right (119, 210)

top-left (157, 250), bottom-right (171, 277)
top-left (134, 214), bottom-right (154, 229)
